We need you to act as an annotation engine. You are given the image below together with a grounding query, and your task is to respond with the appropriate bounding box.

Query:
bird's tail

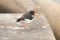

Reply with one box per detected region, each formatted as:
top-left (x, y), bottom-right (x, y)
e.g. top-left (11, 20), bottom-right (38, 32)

top-left (16, 18), bottom-right (24, 22)
top-left (16, 19), bottom-right (21, 22)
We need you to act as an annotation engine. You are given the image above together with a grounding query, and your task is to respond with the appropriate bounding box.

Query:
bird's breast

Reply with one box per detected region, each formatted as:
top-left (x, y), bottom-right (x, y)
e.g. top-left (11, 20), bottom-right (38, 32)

top-left (24, 19), bottom-right (33, 23)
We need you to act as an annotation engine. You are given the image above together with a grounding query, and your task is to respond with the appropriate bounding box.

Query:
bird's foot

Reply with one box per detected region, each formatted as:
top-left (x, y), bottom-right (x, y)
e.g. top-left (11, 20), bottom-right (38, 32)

top-left (23, 25), bottom-right (30, 29)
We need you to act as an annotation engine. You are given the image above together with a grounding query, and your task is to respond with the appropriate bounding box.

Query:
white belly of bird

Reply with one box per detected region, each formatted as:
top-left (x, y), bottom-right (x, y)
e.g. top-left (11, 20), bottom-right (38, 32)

top-left (24, 19), bottom-right (33, 23)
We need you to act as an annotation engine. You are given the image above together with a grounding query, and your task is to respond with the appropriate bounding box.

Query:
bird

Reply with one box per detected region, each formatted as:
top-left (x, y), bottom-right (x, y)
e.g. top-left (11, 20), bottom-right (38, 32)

top-left (16, 10), bottom-right (38, 29)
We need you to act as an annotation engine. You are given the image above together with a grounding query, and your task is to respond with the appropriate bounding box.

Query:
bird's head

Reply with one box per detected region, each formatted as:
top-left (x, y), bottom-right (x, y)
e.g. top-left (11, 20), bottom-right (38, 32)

top-left (29, 10), bottom-right (38, 16)
top-left (29, 10), bottom-right (35, 15)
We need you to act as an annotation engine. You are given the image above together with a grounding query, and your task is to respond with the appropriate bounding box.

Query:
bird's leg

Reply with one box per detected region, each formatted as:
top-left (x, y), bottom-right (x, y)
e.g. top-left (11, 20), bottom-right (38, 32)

top-left (21, 21), bottom-right (29, 29)
top-left (23, 23), bottom-right (29, 29)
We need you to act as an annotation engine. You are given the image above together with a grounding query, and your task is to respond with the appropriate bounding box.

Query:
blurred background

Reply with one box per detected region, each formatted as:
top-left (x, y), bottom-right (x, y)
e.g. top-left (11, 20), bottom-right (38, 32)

top-left (0, 0), bottom-right (60, 40)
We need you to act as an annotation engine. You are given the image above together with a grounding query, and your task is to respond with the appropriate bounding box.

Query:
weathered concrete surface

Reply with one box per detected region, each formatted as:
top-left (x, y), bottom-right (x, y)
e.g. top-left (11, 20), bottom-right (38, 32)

top-left (34, 0), bottom-right (60, 40)
top-left (0, 14), bottom-right (56, 40)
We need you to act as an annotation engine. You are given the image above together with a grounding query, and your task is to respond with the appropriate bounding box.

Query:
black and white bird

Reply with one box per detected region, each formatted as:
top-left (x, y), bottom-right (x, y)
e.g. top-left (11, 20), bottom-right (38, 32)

top-left (16, 10), bottom-right (38, 29)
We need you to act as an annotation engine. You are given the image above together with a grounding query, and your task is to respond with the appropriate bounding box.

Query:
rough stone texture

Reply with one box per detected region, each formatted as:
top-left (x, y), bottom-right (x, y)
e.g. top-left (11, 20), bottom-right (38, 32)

top-left (34, 0), bottom-right (60, 40)
top-left (0, 14), bottom-right (56, 40)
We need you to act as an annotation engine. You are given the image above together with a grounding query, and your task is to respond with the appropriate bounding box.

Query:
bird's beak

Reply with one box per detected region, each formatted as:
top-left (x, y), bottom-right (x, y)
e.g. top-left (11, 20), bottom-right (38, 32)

top-left (34, 13), bottom-right (38, 16)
